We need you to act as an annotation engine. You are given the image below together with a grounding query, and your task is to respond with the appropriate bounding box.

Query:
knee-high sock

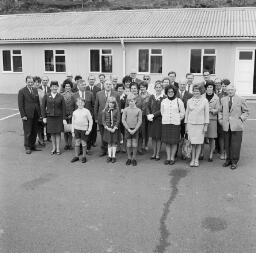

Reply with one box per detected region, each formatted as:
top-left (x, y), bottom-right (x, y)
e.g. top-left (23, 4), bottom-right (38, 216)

top-left (112, 146), bottom-right (116, 158)
top-left (108, 146), bottom-right (112, 157)
top-left (75, 145), bottom-right (80, 157)
top-left (132, 147), bottom-right (137, 159)
top-left (82, 145), bottom-right (87, 157)
top-left (127, 147), bottom-right (132, 159)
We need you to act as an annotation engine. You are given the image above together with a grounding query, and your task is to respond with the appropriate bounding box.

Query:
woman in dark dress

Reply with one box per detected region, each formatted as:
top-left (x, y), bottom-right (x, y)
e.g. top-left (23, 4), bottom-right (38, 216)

top-left (42, 81), bottom-right (66, 155)
top-left (146, 80), bottom-right (166, 160)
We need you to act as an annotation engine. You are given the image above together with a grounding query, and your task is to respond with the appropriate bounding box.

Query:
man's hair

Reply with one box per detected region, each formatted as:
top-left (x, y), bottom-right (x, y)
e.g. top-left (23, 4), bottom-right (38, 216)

top-left (33, 76), bottom-right (41, 83)
top-left (168, 71), bottom-right (176, 77)
top-left (99, 73), bottom-right (105, 78)
top-left (25, 75), bottom-right (34, 82)
top-left (74, 75), bottom-right (82, 81)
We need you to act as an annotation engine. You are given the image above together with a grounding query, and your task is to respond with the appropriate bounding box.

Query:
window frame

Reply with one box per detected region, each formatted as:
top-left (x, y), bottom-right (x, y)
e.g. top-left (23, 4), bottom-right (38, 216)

top-left (189, 48), bottom-right (217, 75)
top-left (89, 48), bottom-right (113, 73)
top-left (2, 49), bottom-right (23, 73)
top-left (137, 48), bottom-right (163, 74)
top-left (44, 49), bottom-right (66, 73)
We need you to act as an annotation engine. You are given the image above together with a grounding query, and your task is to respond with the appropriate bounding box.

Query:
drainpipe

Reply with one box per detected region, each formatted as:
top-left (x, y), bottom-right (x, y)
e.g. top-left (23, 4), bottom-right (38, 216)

top-left (120, 38), bottom-right (126, 77)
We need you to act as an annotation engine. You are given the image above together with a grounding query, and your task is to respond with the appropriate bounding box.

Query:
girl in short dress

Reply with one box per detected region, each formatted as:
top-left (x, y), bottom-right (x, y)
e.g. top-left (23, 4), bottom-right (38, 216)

top-left (102, 96), bottom-right (120, 163)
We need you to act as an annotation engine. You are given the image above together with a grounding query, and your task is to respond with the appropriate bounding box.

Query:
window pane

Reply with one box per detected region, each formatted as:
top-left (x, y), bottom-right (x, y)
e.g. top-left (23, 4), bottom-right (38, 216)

top-left (13, 50), bottom-right (21, 55)
top-left (203, 56), bottom-right (216, 74)
top-left (56, 50), bottom-right (65, 54)
top-left (204, 49), bottom-right (215, 54)
top-left (239, 51), bottom-right (253, 60)
top-left (139, 49), bottom-right (149, 72)
top-left (55, 56), bottom-right (66, 72)
top-left (102, 49), bottom-right (111, 54)
top-left (13, 56), bottom-right (22, 72)
top-left (3, 50), bottom-right (11, 71)
top-left (45, 50), bottom-right (54, 71)
top-left (190, 49), bottom-right (201, 73)
top-left (90, 50), bottom-right (100, 72)
top-left (150, 55), bottom-right (162, 73)
top-left (151, 49), bottom-right (162, 54)
top-left (101, 55), bottom-right (112, 73)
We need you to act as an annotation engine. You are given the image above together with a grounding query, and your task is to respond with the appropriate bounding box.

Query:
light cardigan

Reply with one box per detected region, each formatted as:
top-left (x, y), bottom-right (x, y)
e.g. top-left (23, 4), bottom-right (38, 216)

top-left (160, 97), bottom-right (185, 125)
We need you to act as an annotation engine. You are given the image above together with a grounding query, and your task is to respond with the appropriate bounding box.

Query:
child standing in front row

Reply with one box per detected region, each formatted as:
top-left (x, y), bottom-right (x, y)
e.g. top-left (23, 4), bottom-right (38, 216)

top-left (71, 98), bottom-right (93, 163)
top-left (102, 96), bottom-right (120, 163)
top-left (122, 93), bottom-right (142, 166)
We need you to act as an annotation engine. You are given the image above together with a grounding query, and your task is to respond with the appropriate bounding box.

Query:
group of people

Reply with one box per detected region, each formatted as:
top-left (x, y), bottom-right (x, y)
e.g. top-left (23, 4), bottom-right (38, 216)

top-left (18, 70), bottom-right (249, 169)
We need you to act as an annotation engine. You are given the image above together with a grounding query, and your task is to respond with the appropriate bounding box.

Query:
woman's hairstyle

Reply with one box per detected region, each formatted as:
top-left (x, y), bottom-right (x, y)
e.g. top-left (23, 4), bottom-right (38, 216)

top-left (104, 96), bottom-right (118, 111)
top-left (205, 80), bottom-right (216, 92)
top-left (165, 84), bottom-right (177, 96)
top-left (115, 83), bottom-right (124, 91)
top-left (192, 84), bottom-right (204, 94)
top-left (50, 81), bottom-right (59, 87)
top-left (74, 75), bottom-right (82, 81)
top-left (154, 80), bottom-right (163, 88)
top-left (138, 81), bottom-right (148, 89)
top-left (221, 78), bottom-right (231, 86)
top-left (62, 78), bottom-right (73, 89)
top-left (33, 76), bottom-right (41, 83)
top-left (122, 75), bottom-right (132, 84)
top-left (130, 82), bottom-right (139, 90)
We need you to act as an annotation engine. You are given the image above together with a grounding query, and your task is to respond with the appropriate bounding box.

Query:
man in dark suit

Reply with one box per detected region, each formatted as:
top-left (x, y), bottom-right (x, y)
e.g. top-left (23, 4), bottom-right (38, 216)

top-left (168, 71), bottom-right (179, 89)
top-left (129, 69), bottom-right (142, 84)
top-left (94, 80), bottom-right (120, 156)
top-left (41, 75), bottom-right (51, 95)
top-left (18, 76), bottom-right (41, 154)
top-left (86, 74), bottom-right (101, 148)
top-left (176, 79), bottom-right (193, 139)
top-left (219, 84), bottom-right (249, 170)
top-left (96, 73), bottom-right (106, 90)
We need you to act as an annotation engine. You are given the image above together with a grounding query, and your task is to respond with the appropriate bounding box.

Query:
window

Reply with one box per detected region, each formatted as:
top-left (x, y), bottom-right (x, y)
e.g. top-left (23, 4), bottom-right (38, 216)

top-left (138, 49), bottom-right (162, 73)
top-left (44, 50), bottom-right (66, 72)
top-left (90, 49), bottom-right (112, 73)
top-left (239, 51), bottom-right (253, 60)
top-left (2, 50), bottom-right (22, 72)
top-left (190, 49), bottom-right (216, 74)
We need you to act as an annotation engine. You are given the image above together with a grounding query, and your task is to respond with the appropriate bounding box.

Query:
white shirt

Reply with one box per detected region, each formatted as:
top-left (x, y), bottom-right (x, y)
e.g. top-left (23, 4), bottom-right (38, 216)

top-left (79, 90), bottom-right (86, 99)
top-left (51, 92), bottom-right (57, 99)
top-left (72, 108), bottom-right (93, 132)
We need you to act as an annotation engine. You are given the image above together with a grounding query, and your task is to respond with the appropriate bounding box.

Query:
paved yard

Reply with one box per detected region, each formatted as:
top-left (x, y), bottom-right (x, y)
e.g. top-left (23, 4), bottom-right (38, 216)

top-left (0, 94), bottom-right (256, 253)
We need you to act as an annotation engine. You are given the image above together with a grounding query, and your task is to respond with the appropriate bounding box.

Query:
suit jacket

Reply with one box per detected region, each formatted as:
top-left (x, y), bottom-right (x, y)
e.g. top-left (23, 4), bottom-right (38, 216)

top-left (41, 93), bottom-right (66, 119)
top-left (18, 86), bottom-right (41, 118)
top-left (40, 85), bottom-right (51, 95)
top-left (94, 90), bottom-right (120, 125)
top-left (73, 90), bottom-right (95, 115)
top-left (176, 90), bottom-right (193, 109)
top-left (86, 85), bottom-right (101, 101)
top-left (96, 82), bottom-right (105, 91)
top-left (172, 81), bottom-right (179, 89)
top-left (218, 95), bottom-right (249, 131)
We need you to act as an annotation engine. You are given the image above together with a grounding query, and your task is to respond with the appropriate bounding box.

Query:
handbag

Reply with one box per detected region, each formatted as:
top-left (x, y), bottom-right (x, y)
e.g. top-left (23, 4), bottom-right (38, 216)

top-left (64, 123), bottom-right (72, 133)
top-left (181, 133), bottom-right (192, 159)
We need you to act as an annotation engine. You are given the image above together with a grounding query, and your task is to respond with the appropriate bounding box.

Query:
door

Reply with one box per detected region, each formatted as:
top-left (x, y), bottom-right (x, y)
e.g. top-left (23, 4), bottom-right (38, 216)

top-left (234, 49), bottom-right (255, 96)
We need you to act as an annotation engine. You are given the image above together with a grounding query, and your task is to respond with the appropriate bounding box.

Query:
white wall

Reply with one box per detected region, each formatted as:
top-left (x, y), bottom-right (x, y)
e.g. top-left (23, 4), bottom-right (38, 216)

top-left (0, 41), bottom-right (255, 94)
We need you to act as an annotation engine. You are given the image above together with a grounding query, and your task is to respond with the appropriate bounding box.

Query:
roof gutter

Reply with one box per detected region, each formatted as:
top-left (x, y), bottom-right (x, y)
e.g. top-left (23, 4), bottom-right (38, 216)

top-left (1, 37), bottom-right (256, 44)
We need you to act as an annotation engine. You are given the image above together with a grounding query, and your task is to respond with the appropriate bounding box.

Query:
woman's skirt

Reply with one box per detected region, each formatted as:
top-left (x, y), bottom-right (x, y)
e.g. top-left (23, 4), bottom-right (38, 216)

top-left (187, 123), bottom-right (205, 144)
top-left (161, 124), bottom-right (180, 144)
top-left (47, 116), bottom-right (63, 134)
top-left (103, 128), bottom-right (119, 145)
top-left (149, 117), bottom-right (162, 140)
top-left (205, 119), bottom-right (217, 138)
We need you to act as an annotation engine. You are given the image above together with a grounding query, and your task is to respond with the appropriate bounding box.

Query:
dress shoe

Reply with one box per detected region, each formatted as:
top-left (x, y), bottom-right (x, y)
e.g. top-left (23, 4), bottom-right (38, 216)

top-left (169, 160), bottom-right (175, 165)
top-left (164, 160), bottom-right (170, 165)
top-left (126, 159), bottom-right (132, 165)
top-left (208, 158), bottom-right (213, 162)
top-left (199, 155), bottom-right (204, 160)
top-left (71, 157), bottom-right (79, 163)
top-left (231, 163), bottom-right (238, 170)
top-left (150, 156), bottom-right (156, 160)
top-left (112, 157), bottom-right (116, 163)
top-left (106, 157), bottom-right (112, 163)
top-left (132, 159), bottom-right (137, 166)
top-left (81, 157), bottom-right (87, 163)
top-left (223, 161), bottom-right (232, 167)
top-left (26, 149), bottom-right (31, 154)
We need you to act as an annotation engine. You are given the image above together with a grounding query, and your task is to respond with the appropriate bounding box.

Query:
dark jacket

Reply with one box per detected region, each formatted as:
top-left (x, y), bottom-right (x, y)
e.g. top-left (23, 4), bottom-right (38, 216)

top-left (42, 93), bottom-right (66, 119)
top-left (176, 90), bottom-right (193, 109)
top-left (73, 90), bottom-right (95, 115)
top-left (102, 108), bottom-right (120, 128)
top-left (146, 94), bottom-right (166, 119)
top-left (86, 85), bottom-right (101, 101)
top-left (18, 86), bottom-right (41, 118)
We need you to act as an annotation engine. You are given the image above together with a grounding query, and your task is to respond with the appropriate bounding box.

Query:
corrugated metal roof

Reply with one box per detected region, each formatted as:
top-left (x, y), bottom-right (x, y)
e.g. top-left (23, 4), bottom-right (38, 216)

top-left (1, 7), bottom-right (256, 42)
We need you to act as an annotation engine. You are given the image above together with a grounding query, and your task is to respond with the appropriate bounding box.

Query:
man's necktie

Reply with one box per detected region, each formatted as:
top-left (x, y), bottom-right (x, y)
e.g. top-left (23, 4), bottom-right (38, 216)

top-left (44, 87), bottom-right (47, 95)
top-left (229, 96), bottom-right (232, 112)
top-left (82, 91), bottom-right (85, 99)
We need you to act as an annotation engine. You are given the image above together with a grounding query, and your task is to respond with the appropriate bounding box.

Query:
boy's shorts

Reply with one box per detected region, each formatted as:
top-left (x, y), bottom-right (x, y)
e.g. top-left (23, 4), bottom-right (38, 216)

top-left (74, 129), bottom-right (89, 142)
top-left (125, 128), bottom-right (139, 140)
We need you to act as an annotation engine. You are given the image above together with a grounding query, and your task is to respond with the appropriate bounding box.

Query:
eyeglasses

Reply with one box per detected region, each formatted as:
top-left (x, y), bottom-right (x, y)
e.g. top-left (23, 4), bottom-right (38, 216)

top-left (144, 78), bottom-right (150, 80)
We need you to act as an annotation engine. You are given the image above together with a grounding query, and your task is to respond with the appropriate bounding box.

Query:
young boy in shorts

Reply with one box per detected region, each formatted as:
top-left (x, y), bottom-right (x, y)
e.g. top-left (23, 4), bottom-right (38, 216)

top-left (122, 94), bottom-right (142, 166)
top-left (71, 98), bottom-right (93, 163)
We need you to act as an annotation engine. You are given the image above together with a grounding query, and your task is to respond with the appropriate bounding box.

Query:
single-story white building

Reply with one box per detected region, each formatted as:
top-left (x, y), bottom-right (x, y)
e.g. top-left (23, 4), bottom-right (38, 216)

top-left (0, 7), bottom-right (256, 95)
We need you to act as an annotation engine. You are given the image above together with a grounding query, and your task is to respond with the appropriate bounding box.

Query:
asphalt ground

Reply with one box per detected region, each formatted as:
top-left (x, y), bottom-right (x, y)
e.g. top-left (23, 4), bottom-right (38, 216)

top-left (0, 94), bottom-right (256, 253)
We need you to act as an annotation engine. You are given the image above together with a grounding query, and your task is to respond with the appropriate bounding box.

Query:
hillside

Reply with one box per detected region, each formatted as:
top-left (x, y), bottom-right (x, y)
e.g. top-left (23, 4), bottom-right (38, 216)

top-left (0, 0), bottom-right (256, 14)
